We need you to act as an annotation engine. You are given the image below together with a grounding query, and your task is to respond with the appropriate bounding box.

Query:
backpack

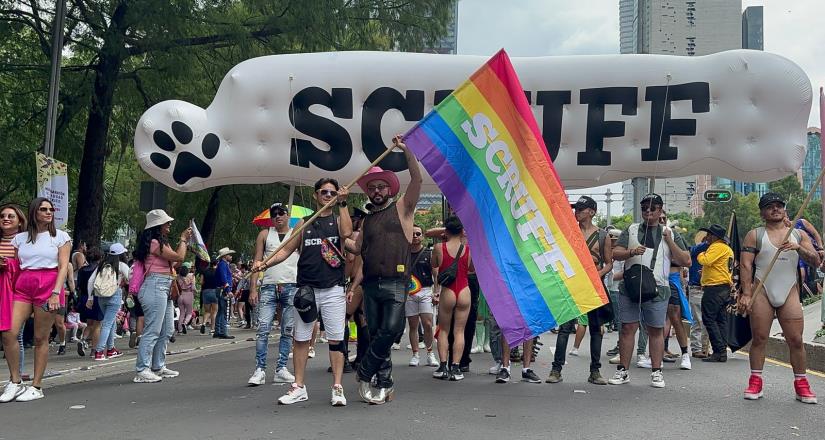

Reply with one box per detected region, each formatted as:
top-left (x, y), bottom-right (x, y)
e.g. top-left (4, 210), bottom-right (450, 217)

top-left (93, 263), bottom-right (120, 297)
top-left (128, 260), bottom-right (146, 294)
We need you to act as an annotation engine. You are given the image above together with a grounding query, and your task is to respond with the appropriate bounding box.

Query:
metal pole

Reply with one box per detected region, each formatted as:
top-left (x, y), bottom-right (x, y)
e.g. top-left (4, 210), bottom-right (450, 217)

top-left (43, 0), bottom-right (67, 157)
top-left (604, 188), bottom-right (613, 227)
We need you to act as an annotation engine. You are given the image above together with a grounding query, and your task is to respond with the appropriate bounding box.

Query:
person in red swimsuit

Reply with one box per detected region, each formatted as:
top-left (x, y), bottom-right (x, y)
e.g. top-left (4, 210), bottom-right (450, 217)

top-left (431, 216), bottom-right (473, 381)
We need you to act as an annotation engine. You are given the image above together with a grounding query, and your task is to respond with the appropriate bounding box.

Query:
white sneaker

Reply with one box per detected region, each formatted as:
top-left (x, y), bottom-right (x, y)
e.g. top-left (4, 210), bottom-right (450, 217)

top-left (278, 384), bottom-right (308, 405)
top-left (248, 368), bottom-right (266, 386)
top-left (133, 369), bottom-right (163, 383)
top-left (419, 342), bottom-right (426, 349)
top-left (471, 345), bottom-right (482, 354)
top-left (608, 354), bottom-right (621, 364)
top-left (154, 367), bottom-right (180, 378)
top-left (568, 348), bottom-right (580, 356)
top-left (488, 361), bottom-right (503, 375)
top-left (409, 353), bottom-right (420, 367)
top-left (651, 370), bottom-right (665, 388)
top-left (274, 368), bottom-right (296, 383)
top-left (426, 352), bottom-right (439, 367)
top-left (14, 386), bottom-right (44, 402)
top-left (680, 353), bottom-right (692, 370)
top-left (331, 385), bottom-right (347, 406)
top-left (0, 381), bottom-right (26, 402)
top-left (318, 337), bottom-right (328, 344)
top-left (392, 343), bottom-right (401, 350)
top-left (483, 343), bottom-right (491, 353)
top-left (608, 369), bottom-right (630, 385)
top-left (636, 354), bottom-right (651, 369)
top-left (406, 343), bottom-right (412, 350)
top-left (308, 347), bottom-right (316, 358)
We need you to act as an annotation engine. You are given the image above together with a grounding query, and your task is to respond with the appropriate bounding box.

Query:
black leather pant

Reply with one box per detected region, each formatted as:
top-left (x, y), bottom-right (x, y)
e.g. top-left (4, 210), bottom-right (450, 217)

top-left (357, 278), bottom-right (407, 388)
top-left (551, 308), bottom-right (603, 372)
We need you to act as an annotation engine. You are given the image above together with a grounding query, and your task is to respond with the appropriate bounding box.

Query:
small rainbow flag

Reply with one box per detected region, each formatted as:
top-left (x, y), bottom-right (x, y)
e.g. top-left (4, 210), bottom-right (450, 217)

top-left (189, 219), bottom-right (210, 262)
top-left (404, 50), bottom-right (608, 346)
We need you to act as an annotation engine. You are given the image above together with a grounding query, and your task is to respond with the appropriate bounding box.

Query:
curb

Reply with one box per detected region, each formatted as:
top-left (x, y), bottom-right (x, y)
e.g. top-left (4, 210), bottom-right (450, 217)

top-left (763, 336), bottom-right (825, 374)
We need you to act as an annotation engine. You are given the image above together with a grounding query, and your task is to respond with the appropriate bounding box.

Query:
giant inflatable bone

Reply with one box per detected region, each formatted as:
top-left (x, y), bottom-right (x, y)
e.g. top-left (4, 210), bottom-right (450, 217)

top-left (134, 50), bottom-right (811, 192)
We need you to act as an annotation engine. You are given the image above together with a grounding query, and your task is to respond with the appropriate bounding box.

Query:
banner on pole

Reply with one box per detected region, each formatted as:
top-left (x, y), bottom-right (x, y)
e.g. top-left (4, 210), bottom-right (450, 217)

top-left (36, 152), bottom-right (69, 228)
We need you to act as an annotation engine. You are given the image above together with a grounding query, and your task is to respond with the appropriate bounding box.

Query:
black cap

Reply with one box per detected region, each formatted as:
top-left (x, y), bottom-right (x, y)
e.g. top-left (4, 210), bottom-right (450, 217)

top-left (571, 196), bottom-right (597, 212)
top-left (293, 286), bottom-right (318, 323)
top-left (699, 224), bottom-right (727, 241)
top-left (758, 192), bottom-right (786, 209)
top-left (269, 203), bottom-right (288, 216)
top-left (640, 193), bottom-right (664, 206)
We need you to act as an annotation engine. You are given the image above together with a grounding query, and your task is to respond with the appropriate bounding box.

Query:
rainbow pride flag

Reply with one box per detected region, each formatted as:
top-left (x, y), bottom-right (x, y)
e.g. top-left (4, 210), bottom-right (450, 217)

top-left (405, 50), bottom-right (608, 346)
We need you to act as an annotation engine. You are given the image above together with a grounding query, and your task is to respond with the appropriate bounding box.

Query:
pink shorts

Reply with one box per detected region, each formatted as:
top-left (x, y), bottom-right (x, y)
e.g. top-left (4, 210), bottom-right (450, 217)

top-left (14, 268), bottom-right (65, 308)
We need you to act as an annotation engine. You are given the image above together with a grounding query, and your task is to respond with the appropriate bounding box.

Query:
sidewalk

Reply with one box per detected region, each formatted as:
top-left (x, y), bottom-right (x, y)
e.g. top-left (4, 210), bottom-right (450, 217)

top-left (2, 324), bottom-right (262, 388)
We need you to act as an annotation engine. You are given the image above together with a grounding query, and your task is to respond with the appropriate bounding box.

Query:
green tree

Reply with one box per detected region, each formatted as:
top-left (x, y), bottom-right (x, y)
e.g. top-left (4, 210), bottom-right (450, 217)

top-left (699, 192), bottom-right (761, 243)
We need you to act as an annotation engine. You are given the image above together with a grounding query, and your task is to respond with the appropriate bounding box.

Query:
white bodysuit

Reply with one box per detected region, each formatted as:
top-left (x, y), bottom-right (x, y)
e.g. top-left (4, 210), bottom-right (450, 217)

top-left (754, 230), bottom-right (799, 308)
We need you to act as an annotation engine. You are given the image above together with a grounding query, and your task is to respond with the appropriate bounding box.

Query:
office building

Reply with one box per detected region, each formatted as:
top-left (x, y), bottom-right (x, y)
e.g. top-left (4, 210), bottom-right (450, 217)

top-left (802, 128), bottom-right (822, 200)
top-left (742, 6), bottom-right (763, 50)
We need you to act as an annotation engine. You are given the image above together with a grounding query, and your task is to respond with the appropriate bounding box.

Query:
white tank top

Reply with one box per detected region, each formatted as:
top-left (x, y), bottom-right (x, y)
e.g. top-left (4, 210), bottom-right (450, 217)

top-left (626, 223), bottom-right (672, 287)
top-left (754, 229), bottom-right (799, 308)
top-left (262, 228), bottom-right (298, 285)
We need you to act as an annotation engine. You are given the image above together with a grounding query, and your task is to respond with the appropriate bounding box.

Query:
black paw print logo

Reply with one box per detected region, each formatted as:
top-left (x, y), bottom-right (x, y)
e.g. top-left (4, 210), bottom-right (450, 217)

top-left (149, 121), bottom-right (220, 185)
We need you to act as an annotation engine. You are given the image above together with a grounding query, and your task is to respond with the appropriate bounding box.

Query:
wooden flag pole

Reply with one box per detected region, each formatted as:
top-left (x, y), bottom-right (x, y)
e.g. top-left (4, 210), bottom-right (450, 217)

top-left (749, 165), bottom-right (825, 308)
top-left (249, 145), bottom-right (398, 276)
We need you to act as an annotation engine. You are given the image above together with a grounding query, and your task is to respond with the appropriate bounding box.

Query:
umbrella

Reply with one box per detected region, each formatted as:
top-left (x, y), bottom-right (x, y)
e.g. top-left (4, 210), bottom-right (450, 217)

top-left (252, 204), bottom-right (314, 228)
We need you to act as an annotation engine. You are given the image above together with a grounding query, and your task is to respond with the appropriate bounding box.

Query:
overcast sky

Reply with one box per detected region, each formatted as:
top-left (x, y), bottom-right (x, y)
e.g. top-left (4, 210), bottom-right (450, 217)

top-left (457, 0), bottom-right (824, 212)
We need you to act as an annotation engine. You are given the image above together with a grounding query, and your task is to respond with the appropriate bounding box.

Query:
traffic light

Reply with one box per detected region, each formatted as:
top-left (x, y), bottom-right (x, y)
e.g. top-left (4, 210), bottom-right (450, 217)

top-left (703, 189), bottom-right (732, 202)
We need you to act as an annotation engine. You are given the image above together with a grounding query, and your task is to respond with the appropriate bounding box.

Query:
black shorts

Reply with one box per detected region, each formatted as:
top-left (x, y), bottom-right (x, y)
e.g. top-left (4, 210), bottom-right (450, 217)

top-left (128, 295), bottom-right (144, 318)
top-left (240, 290), bottom-right (250, 303)
top-left (78, 294), bottom-right (104, 322)
top-left (668, 283), bottom-right (681, 306)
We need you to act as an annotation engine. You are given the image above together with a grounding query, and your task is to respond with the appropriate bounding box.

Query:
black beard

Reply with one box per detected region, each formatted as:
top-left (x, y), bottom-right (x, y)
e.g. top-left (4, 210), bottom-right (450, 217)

top-left (369, 195), bottom-right (388, 207)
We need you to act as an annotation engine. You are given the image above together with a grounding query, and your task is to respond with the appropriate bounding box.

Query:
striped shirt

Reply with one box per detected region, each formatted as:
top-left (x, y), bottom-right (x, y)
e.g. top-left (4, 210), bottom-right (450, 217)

top-left (0, 235), bottom-right (16, 259)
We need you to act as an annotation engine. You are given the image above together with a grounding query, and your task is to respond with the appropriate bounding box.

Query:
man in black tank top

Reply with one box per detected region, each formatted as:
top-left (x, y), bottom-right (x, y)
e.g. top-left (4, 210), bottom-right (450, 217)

top-left (348, 136), bottom-right (422, 405)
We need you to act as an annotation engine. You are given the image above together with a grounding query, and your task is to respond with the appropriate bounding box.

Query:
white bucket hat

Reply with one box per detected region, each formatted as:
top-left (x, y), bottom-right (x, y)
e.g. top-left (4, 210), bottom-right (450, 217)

top-left (108, 243), bottom-right (128, 255)
top-left (216, 247), bottom-right (236, 259)
top-left (145, 209), bottom-right (174, 230)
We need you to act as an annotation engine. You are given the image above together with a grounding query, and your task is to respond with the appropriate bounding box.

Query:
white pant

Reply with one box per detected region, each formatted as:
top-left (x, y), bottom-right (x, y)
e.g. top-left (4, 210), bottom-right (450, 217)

top-left (293, 285), bottom-right (345, 342)
top-left (405, 287), bottom-right (434, 317)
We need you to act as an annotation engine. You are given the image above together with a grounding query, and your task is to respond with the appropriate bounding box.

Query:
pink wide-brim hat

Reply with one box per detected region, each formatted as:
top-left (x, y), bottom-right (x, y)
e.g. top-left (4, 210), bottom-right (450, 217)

top-left (357, 167), bottom-right (400, 196)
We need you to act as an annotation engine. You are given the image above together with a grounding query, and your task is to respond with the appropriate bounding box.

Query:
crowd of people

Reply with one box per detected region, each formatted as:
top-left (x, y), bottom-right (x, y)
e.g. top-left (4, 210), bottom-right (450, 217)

top-left (0, 137), bottom-right (821, 406)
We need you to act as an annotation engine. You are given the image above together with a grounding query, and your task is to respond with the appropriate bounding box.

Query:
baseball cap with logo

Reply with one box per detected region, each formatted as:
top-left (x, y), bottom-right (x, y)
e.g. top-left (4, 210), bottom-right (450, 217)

top-left (571, 196), bottom-right (597, 212)
top-left (640, 193), bottom-right (664, 207)
top-left (758, 192), bottom-right (786, 209)
top-left (293, 286), bottom-right (318, 323)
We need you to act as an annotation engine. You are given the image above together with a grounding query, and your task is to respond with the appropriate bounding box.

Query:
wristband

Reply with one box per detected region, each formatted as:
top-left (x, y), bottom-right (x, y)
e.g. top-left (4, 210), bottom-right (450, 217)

top-left (338, 200), bottom-right (347, 208)
top-left (51, 290), bottom-right (60, 297)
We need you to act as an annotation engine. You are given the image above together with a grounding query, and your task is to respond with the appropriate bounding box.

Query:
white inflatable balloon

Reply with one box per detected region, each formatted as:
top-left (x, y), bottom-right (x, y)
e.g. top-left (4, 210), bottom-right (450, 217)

top-left (134, 50), bottom-right (811, 192)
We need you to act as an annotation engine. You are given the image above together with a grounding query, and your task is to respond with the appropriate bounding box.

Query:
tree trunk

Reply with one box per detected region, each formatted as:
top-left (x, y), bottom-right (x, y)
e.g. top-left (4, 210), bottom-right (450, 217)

top-left (71, 3), bottom-right (129, 249)
top-left (201, 186), bottom-right (223, 250)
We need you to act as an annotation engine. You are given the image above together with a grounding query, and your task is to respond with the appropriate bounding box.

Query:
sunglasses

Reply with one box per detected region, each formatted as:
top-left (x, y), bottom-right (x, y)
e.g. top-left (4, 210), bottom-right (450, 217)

top-left (640, 204), bottom-right (660, 212)
top-left (0, 213), bottom-right (17, 219)
top-left (38, 207), bottom-right (56, 212)
top-left (272, 211), bottom-right (288, 217)
top-left (413, 232), bottom-right (422, 237)
top-left (318, 189), bottom-right (338, 197)
top-left (367, 184), bottom-right (390, 192)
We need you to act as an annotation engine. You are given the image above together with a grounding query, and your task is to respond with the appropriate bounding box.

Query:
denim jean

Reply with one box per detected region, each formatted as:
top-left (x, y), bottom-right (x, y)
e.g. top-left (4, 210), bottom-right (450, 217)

top-left (255, 284), bottom-right (295, 371)
top-left (609, 290), bottom-right (621, 330)
top-left (136, 273), bottom-right (174, 372)
top-left (96, 292), bottom-right (123, 352)
top-left (552, 310), bottom-right (603, 372)
top-left (487, 316), bottom-right (502, 363)
top-left (357, 278), bottom-right (407, 388)
top-left (215, 291), bottom-right (230, 336)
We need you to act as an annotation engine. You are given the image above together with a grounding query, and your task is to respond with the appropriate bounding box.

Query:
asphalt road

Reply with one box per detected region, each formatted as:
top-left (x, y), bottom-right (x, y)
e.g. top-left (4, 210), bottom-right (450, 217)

top-left (1, 332), bottom-right (823, 440)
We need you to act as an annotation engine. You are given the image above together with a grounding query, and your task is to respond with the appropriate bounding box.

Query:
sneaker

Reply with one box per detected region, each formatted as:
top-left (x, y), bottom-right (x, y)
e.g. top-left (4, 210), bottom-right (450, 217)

top-left (588, 371), bottom-right (608, 385)
top-left (154, 367), bottom-right (180, 378)
top-left (522, 369), bottom-right (541, 383)
top-left (419, 342), bottom-right (426, 349)
top-left (107, 348), bottom-right (123, 359)
top-left (406, 343), bottom-right (412, 350)
top-left (488, 361), bottom-right (503, 375)
top-left (432, 364), bottom-right (449, 380)
top-left (426, 352), bottom-right (439, 367)
top-left (636, 354), bottom-right (651, 369)
top-left (606, 346), bottom-right (619, 357)
top-left (743, 374), bottom-right (764, 400)
top-left (0, 382), bottom-right (26, 402)
top-left (450, 365), bottom-right (464, 381)
top-left (608, 369), bottom-right (630, 385)
top-left (471, 345), bottom-right (482, 354)
top-left (331, 384), bottom-right (347, 406)
top-left (93, 350), bottom-right (107, 361)
top-left (692, 351), bottom-right (708, 359)
top-left (278, 384), bottom-right (308, 405)
top-left (495, 367), bottom-right (511, 383)
top-left (391, 343), bottom-right (401, 350)
top-left (133, 369), bottom-right (163, 383)
top-left (14, 386), bottom-right (44, 402)
top-left (650, 370), bottom-right (665, 388)
top-left (200, 324), bottom-right (206, 335)
top-left (308, 347), bottom-right (316, 358)
top-left (663, 352), bottom-right (679, 363)
top-left (701, 352), bottom-right (727, 363)
top-left (568, 348), bottom-right (579, 356)
top-left (57, 345), bottom-right (66, 356)
top-left (679, 353), bottom-right (692, 370)
top-left (274, 368), bottom-right (295, 383)
top-left (248, 368), bottom-right (266, 386)
top-left (409, 353), bottom-right (420, 367)
top-left (484, 344), bottom-right (491, 353)
top-left (608, 354), bottom-right (621, 365)
top-left (77, 340), bottom-right (88, 357)
top-left (545, 370), bottom-right (563, 384)
top-left (794, 378), bottom-right (818, 404)
top-left (129, 332), bottom-right (138, 348)
top-left (318, 337), bottom-right (328, 344)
